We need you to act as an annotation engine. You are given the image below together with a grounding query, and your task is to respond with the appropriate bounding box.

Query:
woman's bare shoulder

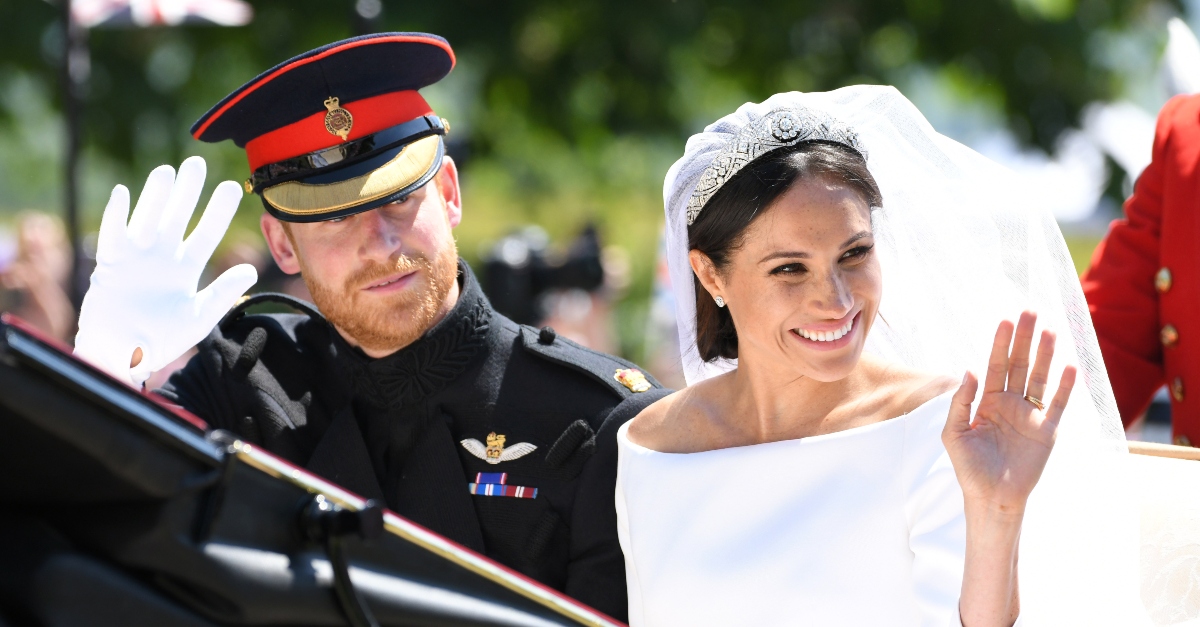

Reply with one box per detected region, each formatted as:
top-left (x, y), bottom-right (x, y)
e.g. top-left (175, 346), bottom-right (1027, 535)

top-left (889, 370), bottom-right (958, 415)
top-left (625, 391), bottom-right (680, 438)
top-left (626, 377), bottom-right (728, 453)
top-left (862, 357), bottom-right (958, 416)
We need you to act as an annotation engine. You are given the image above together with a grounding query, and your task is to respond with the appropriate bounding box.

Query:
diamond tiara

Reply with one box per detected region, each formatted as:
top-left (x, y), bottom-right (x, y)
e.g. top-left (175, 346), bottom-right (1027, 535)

top-left (686, 107), bottom-right (867, 225)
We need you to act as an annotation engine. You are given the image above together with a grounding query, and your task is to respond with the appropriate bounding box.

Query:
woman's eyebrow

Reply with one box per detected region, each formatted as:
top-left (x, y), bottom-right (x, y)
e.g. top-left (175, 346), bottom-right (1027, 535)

top-left (841, 231), bottom-right (871, 247)
top-left (757, 232), bottom-right (871, 263)
top-left (759, 250), bottom-right (809, 262)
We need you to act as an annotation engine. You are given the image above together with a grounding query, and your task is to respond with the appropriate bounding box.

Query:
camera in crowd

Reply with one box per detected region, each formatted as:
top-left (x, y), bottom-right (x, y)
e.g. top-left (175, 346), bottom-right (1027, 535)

top-left (481, 225), bottom-right (604, 326)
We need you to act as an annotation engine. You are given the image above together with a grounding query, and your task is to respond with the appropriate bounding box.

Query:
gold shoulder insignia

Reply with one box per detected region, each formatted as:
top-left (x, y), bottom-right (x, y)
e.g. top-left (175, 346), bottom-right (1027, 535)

top-left (614, 368), bottom-right (651, 393)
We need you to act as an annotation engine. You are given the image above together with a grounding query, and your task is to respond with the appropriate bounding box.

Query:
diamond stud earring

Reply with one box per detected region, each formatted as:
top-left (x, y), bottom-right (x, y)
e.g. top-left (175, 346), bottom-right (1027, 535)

top-left (714, 296), bottom-right (726, 308)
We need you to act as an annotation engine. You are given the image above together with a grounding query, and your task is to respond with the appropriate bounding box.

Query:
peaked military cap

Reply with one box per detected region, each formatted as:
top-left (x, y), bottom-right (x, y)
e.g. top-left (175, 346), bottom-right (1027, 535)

top-left (190, 33), bottom-right (454, 223)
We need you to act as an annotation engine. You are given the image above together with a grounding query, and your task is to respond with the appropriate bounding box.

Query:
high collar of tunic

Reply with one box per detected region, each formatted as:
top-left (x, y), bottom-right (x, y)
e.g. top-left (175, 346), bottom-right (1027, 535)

top-left (334, 259), bottom-right (492, 408)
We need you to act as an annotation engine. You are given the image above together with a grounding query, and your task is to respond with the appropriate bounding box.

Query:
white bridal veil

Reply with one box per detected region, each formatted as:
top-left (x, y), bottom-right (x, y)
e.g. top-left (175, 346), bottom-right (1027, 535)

top-left (662, 86), bottom-right (1158, 625)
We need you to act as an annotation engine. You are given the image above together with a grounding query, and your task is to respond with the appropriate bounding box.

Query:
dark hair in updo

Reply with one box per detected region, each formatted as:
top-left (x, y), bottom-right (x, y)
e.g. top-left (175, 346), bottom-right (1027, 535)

top-left (689, 141), bottom-right (883, 362)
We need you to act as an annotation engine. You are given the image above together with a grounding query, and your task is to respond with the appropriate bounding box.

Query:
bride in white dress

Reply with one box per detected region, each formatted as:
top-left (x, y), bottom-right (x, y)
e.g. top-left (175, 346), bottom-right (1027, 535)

top-left (616, 87), bottom-right (1147, 626)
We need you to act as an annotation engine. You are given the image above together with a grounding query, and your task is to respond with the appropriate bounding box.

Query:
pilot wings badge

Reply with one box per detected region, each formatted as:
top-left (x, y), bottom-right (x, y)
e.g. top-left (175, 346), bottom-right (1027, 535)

top-left (460, 432), bottom-right (537, 465)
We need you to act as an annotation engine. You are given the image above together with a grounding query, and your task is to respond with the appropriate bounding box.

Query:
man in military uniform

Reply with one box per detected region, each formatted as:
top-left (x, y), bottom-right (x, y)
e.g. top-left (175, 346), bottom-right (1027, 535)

top-left (72, 33), bottom-right (666, 620)
top-left (1082, 93), bottom-right (1200, 445)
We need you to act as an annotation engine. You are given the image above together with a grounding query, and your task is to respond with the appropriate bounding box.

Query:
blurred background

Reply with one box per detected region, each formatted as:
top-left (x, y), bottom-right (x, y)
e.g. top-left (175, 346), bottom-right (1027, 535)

top-left (0, 0), bottom-right (1197, 425)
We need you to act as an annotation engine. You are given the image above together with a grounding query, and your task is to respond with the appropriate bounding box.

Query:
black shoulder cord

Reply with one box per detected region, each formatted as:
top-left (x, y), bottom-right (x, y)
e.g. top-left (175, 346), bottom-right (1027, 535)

top-left (219, 292), bottom-right (328, 330)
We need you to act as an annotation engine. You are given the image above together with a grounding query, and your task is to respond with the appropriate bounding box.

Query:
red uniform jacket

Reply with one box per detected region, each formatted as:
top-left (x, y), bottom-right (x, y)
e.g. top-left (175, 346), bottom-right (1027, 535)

top-left (1082, 94), bottom-right (1200, 444)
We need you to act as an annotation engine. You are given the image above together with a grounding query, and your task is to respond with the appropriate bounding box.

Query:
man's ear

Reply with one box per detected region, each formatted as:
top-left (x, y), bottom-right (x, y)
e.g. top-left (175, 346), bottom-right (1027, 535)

top-left (435, 156), bottom-right (463, 228)
top-left (689, 249), bottom-right (724, 300)
top-left (260, 213), bottom-right (301, 275)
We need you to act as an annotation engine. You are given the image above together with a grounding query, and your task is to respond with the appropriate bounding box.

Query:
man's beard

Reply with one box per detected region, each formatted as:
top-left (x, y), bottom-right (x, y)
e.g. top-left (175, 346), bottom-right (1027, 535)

top-left (301, 246), bottom-right (459, 354)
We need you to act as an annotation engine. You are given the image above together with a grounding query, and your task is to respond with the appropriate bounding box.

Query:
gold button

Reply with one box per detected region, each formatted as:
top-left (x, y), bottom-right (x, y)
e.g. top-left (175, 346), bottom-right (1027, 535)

top-left (244, 179), bottom-right (254, 194)
top-left (1176, 434), bottom-right (1192, 447)
top-left (1156, 267), bottom-right (1173, 293)
top-left (1172, 377), bottom-right (1185, 402)
top-left (1162, 324), bottom-right (1180, 347)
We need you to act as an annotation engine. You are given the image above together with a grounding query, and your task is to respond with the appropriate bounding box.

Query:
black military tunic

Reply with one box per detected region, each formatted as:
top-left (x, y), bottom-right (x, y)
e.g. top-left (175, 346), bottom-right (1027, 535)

top-left (157, 261), bottom-right (666, 619)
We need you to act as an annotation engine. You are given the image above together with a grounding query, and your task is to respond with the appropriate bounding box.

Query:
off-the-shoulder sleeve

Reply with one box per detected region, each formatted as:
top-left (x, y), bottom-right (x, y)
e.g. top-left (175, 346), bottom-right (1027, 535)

top-left (901, 395), bottom-right (966, 627)
top-left (614, 421), bottom-right (647, 627)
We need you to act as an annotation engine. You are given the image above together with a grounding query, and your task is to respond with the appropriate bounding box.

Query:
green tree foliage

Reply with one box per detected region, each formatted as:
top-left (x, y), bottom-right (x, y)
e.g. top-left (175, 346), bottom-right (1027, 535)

top-left (421, 0), bottom-right (1156, 149)
top-left (0, 0), bottom-right (1164, 175)
top-left (0, 0), bottom-right (1171, 358)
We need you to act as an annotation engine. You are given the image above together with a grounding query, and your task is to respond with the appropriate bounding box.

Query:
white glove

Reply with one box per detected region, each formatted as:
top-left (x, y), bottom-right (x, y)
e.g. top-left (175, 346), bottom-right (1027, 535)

top-left (74, 156), bottom-right (258, 387)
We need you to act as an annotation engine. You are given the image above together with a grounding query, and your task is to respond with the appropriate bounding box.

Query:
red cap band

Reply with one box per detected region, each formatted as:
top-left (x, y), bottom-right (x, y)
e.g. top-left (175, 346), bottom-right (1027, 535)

top-left (244, 90), bottom-right (434, 171)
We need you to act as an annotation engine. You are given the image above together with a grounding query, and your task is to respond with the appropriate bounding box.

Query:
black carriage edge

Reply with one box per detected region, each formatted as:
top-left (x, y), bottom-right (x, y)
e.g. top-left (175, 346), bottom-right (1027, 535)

top-left (0, 313), bottom-right (624, 627)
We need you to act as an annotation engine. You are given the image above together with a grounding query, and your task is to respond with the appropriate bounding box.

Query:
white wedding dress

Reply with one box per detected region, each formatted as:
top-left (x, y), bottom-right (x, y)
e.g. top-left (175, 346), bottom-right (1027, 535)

top-left (615, 393), bottom-right (964, 626)
top-left (634, 86), bottom-right (1160, 625)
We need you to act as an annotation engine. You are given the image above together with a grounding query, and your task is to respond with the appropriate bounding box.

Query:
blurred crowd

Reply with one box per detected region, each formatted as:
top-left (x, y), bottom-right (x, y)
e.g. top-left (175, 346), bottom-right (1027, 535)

top-left (0, 214), bottom-right (689, 389)
top-left (0, 212), bottom-right (75, 344)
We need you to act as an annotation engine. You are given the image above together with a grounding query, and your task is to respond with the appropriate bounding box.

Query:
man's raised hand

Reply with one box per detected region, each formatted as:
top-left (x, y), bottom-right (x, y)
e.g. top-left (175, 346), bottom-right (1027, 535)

top-left (74, 157), bottom-right (258, 386)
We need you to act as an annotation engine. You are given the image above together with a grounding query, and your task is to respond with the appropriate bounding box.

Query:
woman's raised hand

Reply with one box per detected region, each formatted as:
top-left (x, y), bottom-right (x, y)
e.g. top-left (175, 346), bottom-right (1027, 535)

top-left (942, 311), bottom-right (1076, 514)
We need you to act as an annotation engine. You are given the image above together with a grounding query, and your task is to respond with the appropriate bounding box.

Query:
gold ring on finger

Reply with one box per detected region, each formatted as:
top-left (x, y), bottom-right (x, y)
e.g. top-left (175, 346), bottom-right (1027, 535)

top-left (1024, 394), bottom-right (1045, 411)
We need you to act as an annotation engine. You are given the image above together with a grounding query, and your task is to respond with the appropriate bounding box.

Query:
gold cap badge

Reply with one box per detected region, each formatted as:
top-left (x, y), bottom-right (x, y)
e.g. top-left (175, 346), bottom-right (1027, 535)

top-left (460, 432), bottom-right (538, 465)
top-left (323, 96), bottom-right (354, 141)
top-left (615, 368), bottom-right (651, 393)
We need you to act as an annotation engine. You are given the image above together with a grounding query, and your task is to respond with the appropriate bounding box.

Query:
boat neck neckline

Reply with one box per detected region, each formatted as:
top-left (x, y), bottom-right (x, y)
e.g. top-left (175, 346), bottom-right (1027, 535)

top-left (619, 390), bottom-right (954, 457)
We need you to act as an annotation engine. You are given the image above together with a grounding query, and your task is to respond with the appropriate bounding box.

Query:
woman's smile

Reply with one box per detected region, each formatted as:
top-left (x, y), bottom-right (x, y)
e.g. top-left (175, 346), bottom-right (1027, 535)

top-left (789, 311), bottom-right (861, 351)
